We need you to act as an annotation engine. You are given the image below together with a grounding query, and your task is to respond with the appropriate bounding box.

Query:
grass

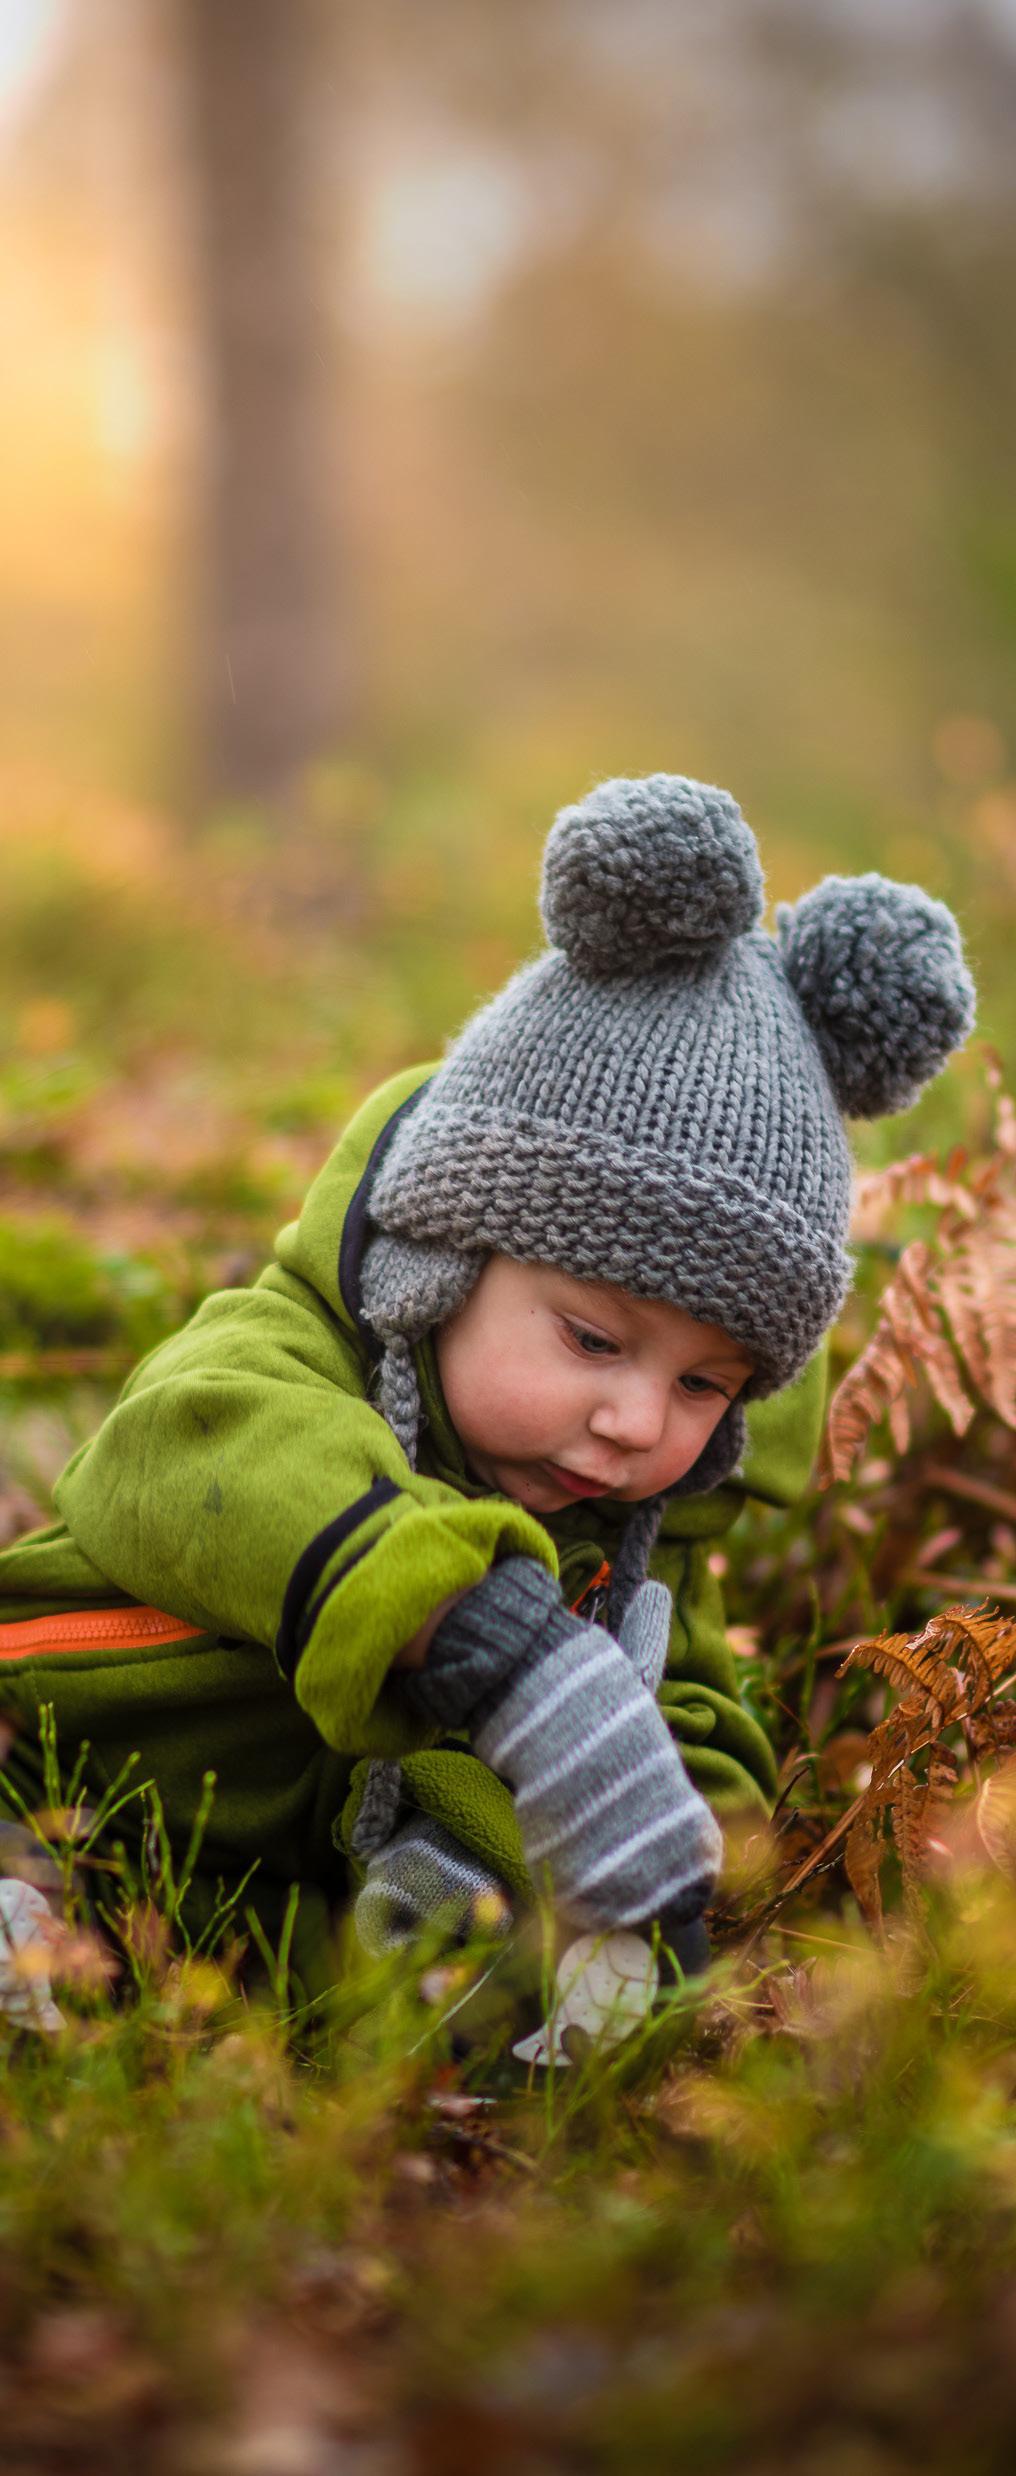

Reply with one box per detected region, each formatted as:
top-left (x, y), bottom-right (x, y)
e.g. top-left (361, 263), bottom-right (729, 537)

top-left (6, 1844), bottom-right (1016, 2467)
top-left (0, 765), bottom-right (1013, 2469)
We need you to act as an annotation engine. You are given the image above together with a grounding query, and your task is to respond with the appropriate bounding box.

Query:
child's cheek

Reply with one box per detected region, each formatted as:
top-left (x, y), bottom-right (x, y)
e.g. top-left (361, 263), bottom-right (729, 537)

top-left (477, 1344), bottom-right (558, 1456)
top-left (481, 1368), bottom-right (540, 1453)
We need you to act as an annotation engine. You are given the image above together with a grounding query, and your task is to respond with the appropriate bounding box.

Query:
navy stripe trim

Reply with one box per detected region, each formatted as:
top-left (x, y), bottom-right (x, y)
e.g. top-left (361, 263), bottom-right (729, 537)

top-left (337, 1080), bottom-right (434, 1362)
top-left (275, 1477), bottom-right (402, 1681)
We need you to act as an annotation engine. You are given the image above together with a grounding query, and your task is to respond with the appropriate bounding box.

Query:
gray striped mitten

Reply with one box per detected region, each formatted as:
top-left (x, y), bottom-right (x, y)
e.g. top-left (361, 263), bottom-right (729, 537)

top-left (404, 1558), bottom-right (723, 1935)
top-left (353, 1813), bottom-right (513, 1956)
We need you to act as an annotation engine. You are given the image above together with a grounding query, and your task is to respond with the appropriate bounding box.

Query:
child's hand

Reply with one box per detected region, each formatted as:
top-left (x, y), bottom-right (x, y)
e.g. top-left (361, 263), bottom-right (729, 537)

top-left (402, 1558), bottom-right (722, 1936)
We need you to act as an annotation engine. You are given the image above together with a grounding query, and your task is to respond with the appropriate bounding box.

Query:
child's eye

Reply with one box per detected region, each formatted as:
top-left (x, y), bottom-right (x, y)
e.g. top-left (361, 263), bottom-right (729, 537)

top-left (563, 1321), bottom-right (619, 1359)
top-left (680, 1373), bottom-right (724, 1398)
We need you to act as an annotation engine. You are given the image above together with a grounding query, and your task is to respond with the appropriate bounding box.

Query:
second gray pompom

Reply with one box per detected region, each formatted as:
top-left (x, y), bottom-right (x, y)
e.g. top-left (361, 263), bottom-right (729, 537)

top-left (540, 773), bottom-right (765, 980)
top-left (778, 873), bottom-right (976, 1118)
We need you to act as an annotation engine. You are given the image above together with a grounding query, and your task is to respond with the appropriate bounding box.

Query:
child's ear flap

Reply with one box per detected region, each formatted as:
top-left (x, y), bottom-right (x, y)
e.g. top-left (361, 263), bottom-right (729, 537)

top-left (777, 874), bottom-right (976, 1120)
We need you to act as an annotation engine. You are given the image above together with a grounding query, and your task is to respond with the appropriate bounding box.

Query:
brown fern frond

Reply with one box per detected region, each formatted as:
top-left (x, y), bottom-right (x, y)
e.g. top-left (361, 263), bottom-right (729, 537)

top-left (890, 1766), bottom-right (929, 1908)
top-left (936, 1217), bottom-right (1016, 1429)
top-left (929, 1603), bottom-right (1016, 1710)
top-left (844, 1802), bottom-right (885, 1934)
top-left (822, 1317), bottom-right (916, 1482)
top-left (823, 1056), bottom-right (1015, 1484)
top-left (838, 1627), bottom-right (963, 1727)
top-left (823, 1239), bottom-right (975, 1483)
top-left (825, 1603), bottom-right (1016, 1930)
top-left (924, 1742), bottom-right (960, 1859)
top-left (881, 1703), bottom-right (940, 1770)
top-left (892, 1244), bottom-right (979, 1434)
top-left (851, 1154), bottom-right (975, 1240)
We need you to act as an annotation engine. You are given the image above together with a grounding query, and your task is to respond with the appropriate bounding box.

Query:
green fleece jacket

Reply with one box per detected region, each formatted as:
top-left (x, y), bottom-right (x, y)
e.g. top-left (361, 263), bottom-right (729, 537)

top-left (0, 1064), bottom-right (824, 1999)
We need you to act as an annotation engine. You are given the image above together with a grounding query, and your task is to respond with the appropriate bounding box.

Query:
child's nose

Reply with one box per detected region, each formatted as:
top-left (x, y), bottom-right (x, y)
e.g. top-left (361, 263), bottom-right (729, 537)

top-left (589, 1375), bottom-right (668, 1456)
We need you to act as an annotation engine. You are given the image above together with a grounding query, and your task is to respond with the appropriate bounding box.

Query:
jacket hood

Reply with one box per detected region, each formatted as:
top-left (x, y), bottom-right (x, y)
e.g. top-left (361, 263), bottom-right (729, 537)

top-left (273, 1062), bottom-right (439, 1359)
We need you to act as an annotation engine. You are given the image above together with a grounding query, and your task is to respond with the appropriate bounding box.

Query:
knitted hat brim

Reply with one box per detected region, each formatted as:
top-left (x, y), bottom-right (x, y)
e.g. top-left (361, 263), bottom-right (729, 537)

top-left (369, 1110), bottom-right (850, 1395)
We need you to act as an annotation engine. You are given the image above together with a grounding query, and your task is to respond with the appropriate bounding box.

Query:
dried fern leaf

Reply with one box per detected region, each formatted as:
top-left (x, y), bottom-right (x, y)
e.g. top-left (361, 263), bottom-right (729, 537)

top-left (923, 1742), bottom-right (960, 1859)
top-left (896, 1244), bottom-right (980, 1433)
top-left (851, 1155), bottom-right (975, 1240)
top-left (890, 1766), bottom-right (929, 1906)
top-left (825, 1062), bottom-right (1015, 1482)
top-left (825, 1313), bottom-right (913, 1482)
top-left (845, 1803), bottom-right (885, 1933)
top-left (839, 1628), bottom-right (961, 1726)
top-left (838, 1628), bottom-right (909, 1681)
top-left (824, 1240), bottom-right (975, 1482)
top-left (936, 1218), bottom-right (1016, 1428)
top-left (931, 1603), bottom-right (1016, 1710)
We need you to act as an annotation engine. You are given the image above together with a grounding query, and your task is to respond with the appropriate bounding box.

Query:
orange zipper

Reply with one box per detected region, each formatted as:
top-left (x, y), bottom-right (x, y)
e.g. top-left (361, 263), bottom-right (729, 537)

top-left (569, 1559), bottom-right (612, 1620)
top-left (0, 1565), bottom-right (613, 1663)
top-left (0, 1606), bottom-right (206, 1661)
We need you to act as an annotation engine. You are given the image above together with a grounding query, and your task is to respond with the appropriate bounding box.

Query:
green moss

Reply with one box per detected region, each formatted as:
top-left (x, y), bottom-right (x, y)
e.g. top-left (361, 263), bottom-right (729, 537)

top-left (0, 1217), bottom-right (180, 1355)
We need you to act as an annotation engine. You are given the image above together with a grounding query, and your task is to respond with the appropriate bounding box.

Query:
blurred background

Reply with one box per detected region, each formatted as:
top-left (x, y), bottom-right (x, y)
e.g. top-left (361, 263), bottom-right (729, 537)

top-left (0, 0), bottom-right (1014, 1481)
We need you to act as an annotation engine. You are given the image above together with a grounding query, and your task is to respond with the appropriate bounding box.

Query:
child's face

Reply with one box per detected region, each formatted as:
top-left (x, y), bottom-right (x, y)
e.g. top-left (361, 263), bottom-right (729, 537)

top-left (434, 1254), bottom-right (754, 1516)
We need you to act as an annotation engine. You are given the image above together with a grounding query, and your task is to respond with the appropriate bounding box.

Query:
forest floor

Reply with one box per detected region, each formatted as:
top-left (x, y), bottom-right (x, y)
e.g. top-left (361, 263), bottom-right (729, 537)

top-left (0, 771), bottom-right (1014, 2474)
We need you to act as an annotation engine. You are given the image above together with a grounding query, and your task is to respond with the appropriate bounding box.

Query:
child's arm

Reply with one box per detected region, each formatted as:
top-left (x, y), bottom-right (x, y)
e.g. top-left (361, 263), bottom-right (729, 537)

top-left (53, 1271), bottom-right (557, 1756)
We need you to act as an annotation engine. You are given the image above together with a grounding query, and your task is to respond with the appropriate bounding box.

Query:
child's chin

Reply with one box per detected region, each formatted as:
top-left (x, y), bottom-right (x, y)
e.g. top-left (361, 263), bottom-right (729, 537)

top-left (496, 1464), bottom-right (568, 1508)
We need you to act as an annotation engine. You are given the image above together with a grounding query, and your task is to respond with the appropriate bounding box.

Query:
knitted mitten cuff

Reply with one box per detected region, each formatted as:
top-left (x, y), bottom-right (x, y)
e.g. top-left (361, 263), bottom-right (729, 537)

top-left (402, 1556), bottom-right (577, 1733)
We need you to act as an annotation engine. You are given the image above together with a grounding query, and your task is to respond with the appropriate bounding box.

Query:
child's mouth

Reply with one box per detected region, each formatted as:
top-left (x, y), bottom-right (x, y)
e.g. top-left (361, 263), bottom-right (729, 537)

top-left (541, 1461), bottom-right (613, 1498)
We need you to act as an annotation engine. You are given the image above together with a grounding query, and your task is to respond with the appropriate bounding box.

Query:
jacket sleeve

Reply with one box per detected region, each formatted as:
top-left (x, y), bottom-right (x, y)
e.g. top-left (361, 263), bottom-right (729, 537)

top-left (647, 1344), bottom-right (829, 1816)
top-left (53, 1267), bottom-right (558, 1757)
top-left (649, 1529), bottom-right (778, 1816)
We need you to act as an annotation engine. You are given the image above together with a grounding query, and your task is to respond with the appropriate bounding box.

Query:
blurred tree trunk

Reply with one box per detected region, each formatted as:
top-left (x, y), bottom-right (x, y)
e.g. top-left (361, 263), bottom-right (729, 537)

top-left (178, 0), bottom-right (350, 802)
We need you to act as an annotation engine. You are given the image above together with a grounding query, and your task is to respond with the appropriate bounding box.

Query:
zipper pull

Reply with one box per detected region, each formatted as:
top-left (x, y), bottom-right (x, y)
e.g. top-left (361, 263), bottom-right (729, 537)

top-left (568, 1558), bottom-right (612, 1625)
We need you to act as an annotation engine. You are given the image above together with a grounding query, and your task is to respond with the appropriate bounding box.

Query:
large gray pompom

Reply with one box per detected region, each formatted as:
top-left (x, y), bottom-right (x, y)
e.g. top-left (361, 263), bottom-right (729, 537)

top-left (777, 874), bottom-right (976, 1119)
top-left (540, 773), bottom-right (765, 980)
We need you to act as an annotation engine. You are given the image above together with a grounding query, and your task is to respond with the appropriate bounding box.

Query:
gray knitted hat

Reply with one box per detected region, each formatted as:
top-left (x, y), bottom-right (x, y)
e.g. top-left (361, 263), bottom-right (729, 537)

top-left (360, 774), bottom-right (975, 1606)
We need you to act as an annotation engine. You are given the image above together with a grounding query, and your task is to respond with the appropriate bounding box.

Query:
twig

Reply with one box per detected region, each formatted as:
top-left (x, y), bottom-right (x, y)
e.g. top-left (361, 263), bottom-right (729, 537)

top-left (776, 1637), bottom-right (867, 1684)
top-left (763, 1790), bottom-right (867, 1905)
top-left (735, 1731), bottom-right (935, 1951)
top-left (430, 2121), bottom-right (538, 2176)
top-left (923, 1463), bottom-right (1016, 1528)
top-left (901, 1571), bottom-right (1016, 1605)
top-left (775, 1925), bottom-right (869, 1956)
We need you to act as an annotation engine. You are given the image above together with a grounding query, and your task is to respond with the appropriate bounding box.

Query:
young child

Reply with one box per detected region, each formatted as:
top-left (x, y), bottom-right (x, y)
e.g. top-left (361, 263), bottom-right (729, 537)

top-left (0, 774), bottom-right (974, 2015)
